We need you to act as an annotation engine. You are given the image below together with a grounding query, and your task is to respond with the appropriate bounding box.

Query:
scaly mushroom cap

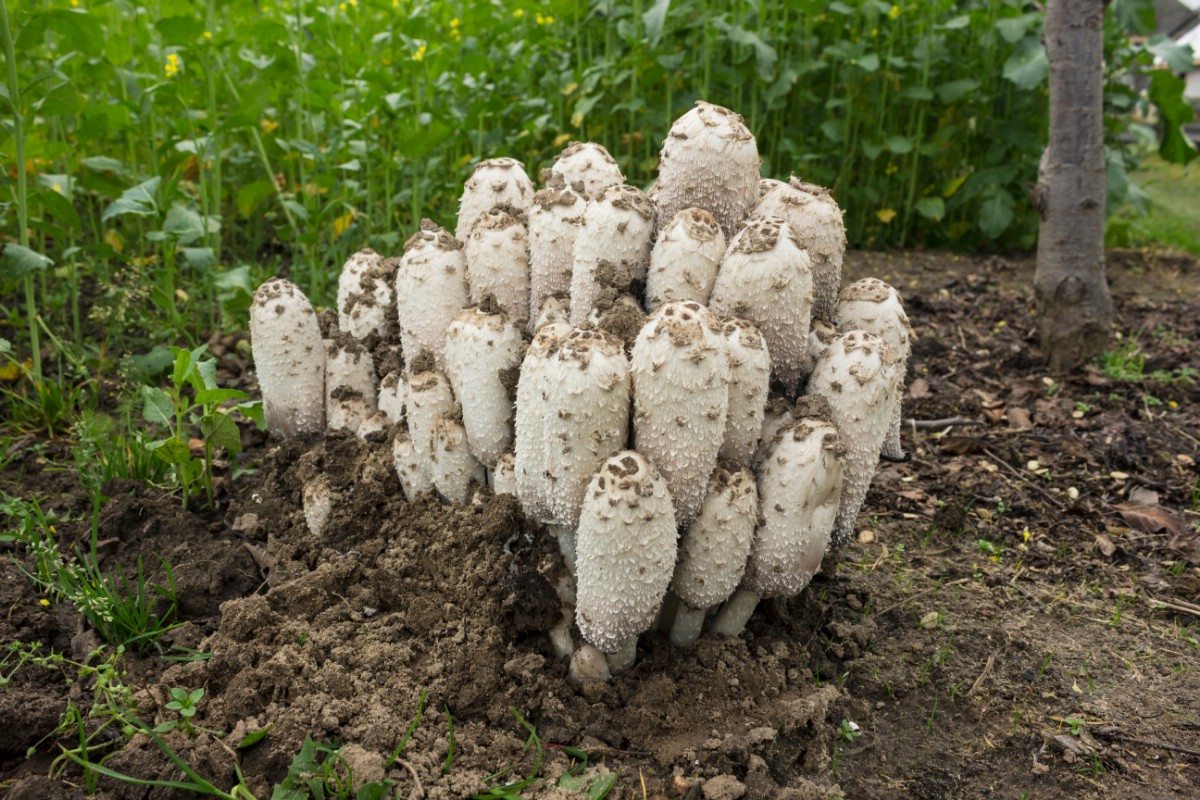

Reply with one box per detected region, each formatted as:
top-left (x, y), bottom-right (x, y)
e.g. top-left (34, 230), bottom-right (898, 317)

top-left (645, 207), bottom-right (727, 311)
top-left (431, 404), bottom-right (486, 504)
top-left (528, 176), bottom-right (587, 333)
top-left (718, 318), bottom-right (771, 464)
top-left (325, 336), bottom-right (377, 433)
top-left (743, 414), bottom-right (844, 597)
top-left (377, 370), bottom-right (406, 425)
top-left (631, 301), bottom-right (730, 528)
top-left (396, 220), bottom-right (469, 372)
top-left (491, 450), bottom-right (517, 496)
top-left (443, 306), bottom-right (524, 467)
top-left (758, 177), bottom-right (787, 199)
top-left (575, 451), bottom-right (678, 653)
top-left (547, 141), bottom-right (625, 200)
top-left (709, 215), bottom-right (814, 394)
top-left (754, 393), bottom-right (793, 469)
top-left (532, 293), bottom-right (571, 332)
top-left (336, 248), bottom-right (393, 340)
top-left (404, 364), bottom-right (455, 489)
top-left (569, 184), bottom-right (655, 326)
top-left (250, 278), bottom-right (326, 437)
top-left (392, 427), bottom-right (430, 498)
top-left (654, 101), bottom-right (761, 238)
top-left (672, 463), bottom-right (758, 610)
top-left (807, 331), bottom-right (900, 549)
top-left (303, 476), bottom-right (333, 538)
top-left (465, 205), bottom-right (531, 327)
top-left (514, 322), bottom-right (572, 522)
top-left (543, 328), bottom-right (632, 528)
top-left (838, 278), bottom-right (911, 460)
top-left (752, 178), bottom-right (846, 324)
top-left (456, 157), bottom-right (535, 240)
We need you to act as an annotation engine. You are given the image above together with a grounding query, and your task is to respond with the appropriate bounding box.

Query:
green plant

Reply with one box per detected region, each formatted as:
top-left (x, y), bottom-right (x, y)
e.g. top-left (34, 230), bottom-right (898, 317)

top-left (1109, 592), bottom-right (1134, 627)
top-left (159, 687), bottom-right (205, 735)
top-left (5, 495), bottom-right (180, 652)
top-left (140, 344), bottom-right (261, 509)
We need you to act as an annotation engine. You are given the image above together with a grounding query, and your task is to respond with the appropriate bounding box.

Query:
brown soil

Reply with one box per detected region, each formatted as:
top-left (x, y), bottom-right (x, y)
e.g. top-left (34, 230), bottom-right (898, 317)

top-left (1, 248), bottom-right (1198, 799)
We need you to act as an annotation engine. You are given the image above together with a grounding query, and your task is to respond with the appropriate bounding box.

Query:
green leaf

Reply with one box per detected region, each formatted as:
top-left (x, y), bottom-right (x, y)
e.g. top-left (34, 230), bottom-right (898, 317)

top-left (196, 388), bottom-right (250, 407)
top-left (1108, 0), bottom-right (1157, 36)
top-left (915, 196), bottom-right (945, 221)
top-left (899, 86), bottom-right (934, 102)
top-left (856, 52), bottom-right (880, 73)
top-left (34, 82), bottom-right (83, 116)
top-left (171, 347), bottom-right (195, 391)
top-left (181, 247), bottom-right (217, 271)
top-left (81, 156), bottom-right (130, 179)
top-left (236, 180), bottom-right (276, 217)
top-left (237, 725), bottom-right (273, 749)
top-left (886, 136), bottom-right (913, 155)
top-left (1148, 71), bottom-right (1197, 166)
top-left (643, 0), bottom-right (671, 48)
top-left (160, 205), bottom-right (208, 245)
top-left (35, 184), bottom-right (81, 235)
top-left (1002, 37), bottom-right (1047, 90)
top-left (995, 13), bottom-right (1041, 44)
top-left (1, 243), bottom-right (53, 281)
top-left (149, 437), bottom-right (193, 466)
top-left (196, 357), bottom-right (219, 392)
top-left (978, 189), bottom-right (1015, 239)
top-left (155, 16), bottom-right (197, 46)
top-left (939, 15), bottom-right (971, 30)
top-left (234, 400), bottom-right (266, 431)
top-left (936, 79), bottom-right (979, 104)
top-left (141, 386), bottom-right (175, 427)
top-left (717, 23), bottom-right (778, 81)
top-left (101, 177), bottom-right (161, 222)
top-left (15, 9), bottom-right (103, 57)
top-left (1146, 34), bottom-right (1195, 75)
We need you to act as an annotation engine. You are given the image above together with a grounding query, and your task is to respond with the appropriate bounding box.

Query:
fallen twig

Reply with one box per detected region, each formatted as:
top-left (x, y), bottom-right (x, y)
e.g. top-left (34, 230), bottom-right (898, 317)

top-left (968, 654), bottom-right (995, 695)
top-left (1092, 730), bottom-right (1200, 758)
top-left (981, 445), bottom-right (1068, 510)
top-left (905, 416), bottom-right (982, 431)
top-left (1145, 596), bottom-right (1200, 617)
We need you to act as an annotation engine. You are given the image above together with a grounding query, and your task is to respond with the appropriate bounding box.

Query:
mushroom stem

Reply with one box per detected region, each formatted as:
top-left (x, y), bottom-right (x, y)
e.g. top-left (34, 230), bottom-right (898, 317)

top-left (669, 603), bottom-right (708, 648)
top-left (550, 523), bottom-right (577, 575)
top-left (549, 608), bottom-right (574, 659)
top-left (605, 636), bottom-right (638, 675)
top-left (710, 588), bottom-right (761, 638)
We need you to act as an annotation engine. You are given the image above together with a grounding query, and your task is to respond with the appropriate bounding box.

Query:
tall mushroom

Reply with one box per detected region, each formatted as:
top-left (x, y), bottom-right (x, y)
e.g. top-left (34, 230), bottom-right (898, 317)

top-left (644, 207), bottom-right (726, 311)
top-left (569, 184), bottom-right (655, 326)
top-left (546, 141), bottom-right (625, 200)
top-left (396, 221), bottom-right (469, 371)
top-left (464, 205), bottom-right (530, 328)
top-left (249, 278), bottom-right (325, 438)
top-left (456, 157), bottom-right (535, 240)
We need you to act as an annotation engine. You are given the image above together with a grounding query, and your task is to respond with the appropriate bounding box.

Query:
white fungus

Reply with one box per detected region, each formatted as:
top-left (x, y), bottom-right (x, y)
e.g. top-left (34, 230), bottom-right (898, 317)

top-left (569, 184), bottom-right (655, 326)
top-left (249, 278), bottom-right (325, 438)
top-left (644, 207), bottom-right (726, 311)
top-left (396, 220), bottom-right (469, 372)
top-left (456, 157), bottom-right (536, 241)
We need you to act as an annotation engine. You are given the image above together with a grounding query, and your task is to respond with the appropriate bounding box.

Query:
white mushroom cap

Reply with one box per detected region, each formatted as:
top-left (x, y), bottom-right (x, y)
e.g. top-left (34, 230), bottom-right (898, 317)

top-left (491, 450), bottom-right (517, 496)
top-left (569, 184), bottom-right (655, 326)
top-left (464, 205), bottom-right (531, 328)
top-left (404, 362), bottom-right (455, 488)
top-left (575, 451), bottom-right (678, 653)
top-left (752, 178), bottom-right (846, 324)
top-left (754, 394), bottom-right (793, 470)
top-left (303, 476), bottom-right (333, 538)
top-left (325, 336), bottom-right (377, 433)
top-left (672, 463), bottom-right (758, 611)
top-left (528, 176), bottom-right (587, 334)
top-left (396, 221), bottom-right (469, 372)
top-left (838, 279), bottom-right (912, 461)
top-left (718, 318), bottom-right (770, 464)
top-left (336, 248), bottom-right (393, 340)
top-left (630, 301), bottom-right (730, 528)
top-left (249, 278), bottom-right (325, 438)
top-left (645, 207), bottom-right (726, 311)
top-left (443, 305), bottom-right (524, 468)
top-left (654, 101), bottom-right (761, 238)
top-left (532, 293), bottom-right (571, 333)
top-left (542, 328), bottom-right (631, 528)
top-left (547, 141), bottom-right (625, 200)
top-left (514, 322), bottom-right (572, 523)
top-left (431, 405), bottom-right (486, 504)
top-left (807, 331), bottom-right (900, 549)
top-left (377, 370), bottom-right (406, 425)
top-left (456, 157), bottom-right (535, 240)
top-left (709, 215), bottom-right (814, 394)
top-left (743, 409), bottom-right (844, 597)
top-left (392, 427), bottom-right (431, 498)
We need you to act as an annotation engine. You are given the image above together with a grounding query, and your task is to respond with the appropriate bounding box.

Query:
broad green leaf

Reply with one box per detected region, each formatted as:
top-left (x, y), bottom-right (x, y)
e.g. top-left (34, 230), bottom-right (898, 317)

top-left (238, 48), bottom-right (276, 70)
top-left (995, 13), bottom-right (1041, 44)
top-left (978, 189), bottom-right (1015, 239)
top-left (15, 9), bottom-right (103, 57)
top-left (149, 437), bottom-right (192, 466)
top-left (35, 185), bottom-right (81, 235)
top-left (856, 53), bottom-right (880, 73)
top-left (916, 196), bottom-right (945, 221)
top-left (939, 15), bottom-right (971, 30)
top-left (101, 177), bottom-right (161, 222)
top-left (886, 136), bottom-right (913, 155)
top-left (899, 86), bottom-right (934, 102)
top-left (235, 400), bottom-right (266, 431)
top-left (141, 386), bottom-right (175, 427)
top-left (34, 82), bottom-right (83, 116)
top-left (237, 181), bottom-right (277, 217)
top-left (936, 79), bottom-right (979, 104)
top-left (161, 205), bottom-right (207, 245)
top-left (155, 16), bottom-right (196, 46)
top-left (643, 0), bottom-right (671, 47)
top-left (1148, 71), bottom-right (1197, 166)
top-left (126, 347), bottom-right (174, 382)
top-left (237, 725), bottom-right (272, 749)
top-left (181, 247), bottom-right (217, 270)
top-left (1146, 34), bottom-right (1195, 75)
top-left (196, 357), bottom-right (219, 392)
top-left (1108, 0), bottom-right (1157, 36)
top-left (200, 413), bottom-right (242, 457)
top-left (718, 23), bottom-right (778, 81)
top-left (81, 156), bottom-right (130, 178)
top-left (1002, 37), bottom-right (1047, 90)
top-left (196, 388), bottom-right (250, 407)
top-left (171, 346), bottom-right (196, 390)
top-left (861, 139), bottom-right (884, 159)
top-left (1, 243), bottom-right (53, 281)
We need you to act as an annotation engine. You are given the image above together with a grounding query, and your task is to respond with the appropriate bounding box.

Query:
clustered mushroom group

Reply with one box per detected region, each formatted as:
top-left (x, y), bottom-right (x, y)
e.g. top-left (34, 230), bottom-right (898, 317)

top-left (249, 102), bottom-right (913, 681)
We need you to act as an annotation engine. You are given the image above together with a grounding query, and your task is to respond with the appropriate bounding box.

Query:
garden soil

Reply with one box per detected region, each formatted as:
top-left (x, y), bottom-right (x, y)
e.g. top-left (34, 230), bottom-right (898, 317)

top-left (2, 248), bottom-right (1198, 799)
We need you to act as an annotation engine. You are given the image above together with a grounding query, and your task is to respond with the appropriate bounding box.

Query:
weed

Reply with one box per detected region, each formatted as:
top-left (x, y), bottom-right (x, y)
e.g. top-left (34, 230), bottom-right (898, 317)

top-left (444, 705), bottom-right (456, 774)
top-left (977, 539), bottom-right (1003, 561)
top-left (1064, 717), bottom-right (1086, 736)
top-left (159, 687), bottom-right (205, 735)
top-left (1037, 652), bottom-right (1054, 681)
top-left (1109, 592), bottom-right (1134, 627)
top-left (926, 700), bottom-right (939, 733)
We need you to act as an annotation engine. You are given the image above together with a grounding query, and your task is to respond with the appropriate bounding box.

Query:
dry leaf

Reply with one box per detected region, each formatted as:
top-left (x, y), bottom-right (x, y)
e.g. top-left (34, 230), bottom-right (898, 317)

top-left (982, 399), bottom-right (1007, 424)
top-left (1111, 502), bottom-right (1182, 537)
top-left (1166, 529), bottom-right (1200, 565)
top-left (908, 377), bottom-right (931, 399)
top-left (1094, 534), bottom-right (1117, 558)
top-left (1129, 487), bottom-right (1159, 506)
top-left (939, 436), bottom-right (985, 455)
top-left (1006, 407), bottom-right (1033, 429)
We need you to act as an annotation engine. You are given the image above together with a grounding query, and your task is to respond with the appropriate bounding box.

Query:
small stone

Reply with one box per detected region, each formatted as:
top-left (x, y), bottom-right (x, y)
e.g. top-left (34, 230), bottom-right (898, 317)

top-left (1026, 460), bottom-right (1040, 472)
top-left (1067, 487), bottom-right (1080, 501)
top-left (858, 529), bottom-right (876, 544)
top-left (1110, 471), bottom-right (1129, 481)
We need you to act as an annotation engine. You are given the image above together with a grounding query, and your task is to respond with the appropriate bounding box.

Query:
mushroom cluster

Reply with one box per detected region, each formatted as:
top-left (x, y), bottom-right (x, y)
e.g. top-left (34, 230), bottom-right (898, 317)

top-left (249, 101), bottom-right (914, 679)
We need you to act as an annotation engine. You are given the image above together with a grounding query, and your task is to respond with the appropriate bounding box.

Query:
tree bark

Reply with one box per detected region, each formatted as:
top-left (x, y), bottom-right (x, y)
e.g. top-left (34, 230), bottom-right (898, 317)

top-left (1033, 0), bottom-right (1113, 373)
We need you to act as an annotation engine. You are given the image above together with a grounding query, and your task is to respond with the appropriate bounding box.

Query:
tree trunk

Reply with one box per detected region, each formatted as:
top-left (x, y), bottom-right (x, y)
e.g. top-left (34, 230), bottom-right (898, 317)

top-left (1033, 0), bottom-right (1112, 373)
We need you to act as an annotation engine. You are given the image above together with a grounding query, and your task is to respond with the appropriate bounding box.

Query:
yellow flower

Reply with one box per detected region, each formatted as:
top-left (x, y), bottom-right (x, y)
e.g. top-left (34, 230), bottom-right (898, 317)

top-left (412, 44), bottom-right (427, 61)
top-left (70, 0), bottom-right (79, 6)
top-left (339, 2), bottom-right (347, 11)
top-left (332, 210), bottom-right (356, 237)
top-left (450, 18), bottom-right (460, 27)
top-left (164, 52), bottom-right (181, 78)
top-left (889, 4), bottom-right (901, 20)
top-left (885, 162), bottom-right (899, 176)
top-left (202, 31), bottom-right (212, 40)
top-left (513, 8), bottom-right (524, 18)
top-left (49, 525), bottom-right (56, 534)
top-left (40, 599), bottom-right (51, 607)
top-left (392, 0), bottom-right (400, 8)
top-left (536, 12), bottom-right (554, 25)
top-left (261, 118), bottom-right (279, 134)
top-left (52, 183), bottom-right (62, 192)
top-left (1022, 527), bottom-right (1031, 542)
top-left (876, 208), bottom-right (897, 224)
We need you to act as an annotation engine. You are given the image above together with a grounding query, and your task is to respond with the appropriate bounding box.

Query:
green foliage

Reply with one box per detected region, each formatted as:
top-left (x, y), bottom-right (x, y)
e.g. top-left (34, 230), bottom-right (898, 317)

top-left (140, 344), bottom-right (260, 510)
